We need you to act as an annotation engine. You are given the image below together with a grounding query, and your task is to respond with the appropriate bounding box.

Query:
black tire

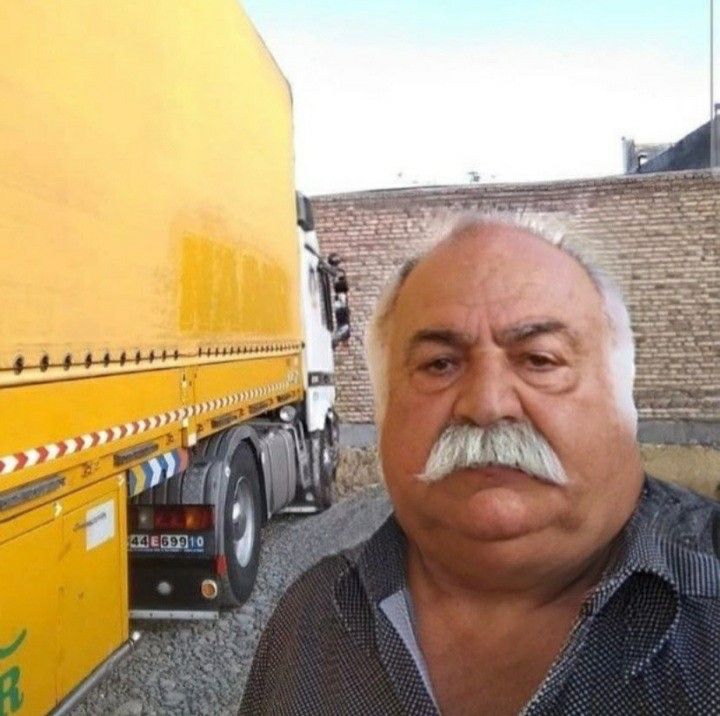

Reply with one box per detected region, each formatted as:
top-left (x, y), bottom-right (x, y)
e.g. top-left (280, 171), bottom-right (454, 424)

top-left (218, 442), bottom-right (262, 607)
top-left (313, 418), bottom-right (338, 510)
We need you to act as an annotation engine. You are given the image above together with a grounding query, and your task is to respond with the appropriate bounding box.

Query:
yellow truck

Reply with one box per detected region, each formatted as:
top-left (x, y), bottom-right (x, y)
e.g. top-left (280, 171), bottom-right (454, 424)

top-left (0, 2), bottom-right (350, 714)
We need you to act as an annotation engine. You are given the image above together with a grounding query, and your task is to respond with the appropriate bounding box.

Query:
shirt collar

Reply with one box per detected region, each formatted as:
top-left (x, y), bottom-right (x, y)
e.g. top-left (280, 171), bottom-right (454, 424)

top-left (589, 476), bottom-right (720, 612)
top-left (355, 514), bottom-right (408, 603)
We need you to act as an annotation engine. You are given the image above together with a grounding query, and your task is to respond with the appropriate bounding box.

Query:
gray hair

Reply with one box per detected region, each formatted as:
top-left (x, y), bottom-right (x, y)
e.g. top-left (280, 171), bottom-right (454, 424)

top-left (364, 211), bottom-right (637, 428)
top-left (419, 421), bottom-right (568, 486)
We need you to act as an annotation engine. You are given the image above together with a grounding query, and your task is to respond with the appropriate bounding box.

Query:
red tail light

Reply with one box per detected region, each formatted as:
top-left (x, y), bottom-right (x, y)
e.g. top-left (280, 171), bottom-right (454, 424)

top-left (151, 505), bottom-right (214, 531)
top-left (183, 506), bottom-right (214, 531)
top-left (153, 507), bottom-right (184, 530)
top-left (215, 554), bottom-right (228, 576)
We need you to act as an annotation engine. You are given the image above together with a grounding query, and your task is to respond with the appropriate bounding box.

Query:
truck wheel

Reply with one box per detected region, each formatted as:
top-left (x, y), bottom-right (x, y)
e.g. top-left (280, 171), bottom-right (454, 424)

top-left (219, 443), bottom-right (262, 607)
top-left (314, 419), bottom-right (338, 510)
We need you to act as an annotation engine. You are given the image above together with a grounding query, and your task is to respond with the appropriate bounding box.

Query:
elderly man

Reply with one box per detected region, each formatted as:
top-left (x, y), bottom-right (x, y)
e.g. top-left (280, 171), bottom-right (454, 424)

top-left (240, 214), bottom-right (720, 715)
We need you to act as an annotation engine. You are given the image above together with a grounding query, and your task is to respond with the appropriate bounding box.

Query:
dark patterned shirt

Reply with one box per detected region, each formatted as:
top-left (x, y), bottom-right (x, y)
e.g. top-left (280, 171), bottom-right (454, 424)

top-left (240, 477), bottom-right (720, 715)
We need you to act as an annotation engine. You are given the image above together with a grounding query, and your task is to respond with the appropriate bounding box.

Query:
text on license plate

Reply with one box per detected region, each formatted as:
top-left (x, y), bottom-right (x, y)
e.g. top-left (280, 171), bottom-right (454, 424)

top-left (129, 533), bottom-right (206, 552)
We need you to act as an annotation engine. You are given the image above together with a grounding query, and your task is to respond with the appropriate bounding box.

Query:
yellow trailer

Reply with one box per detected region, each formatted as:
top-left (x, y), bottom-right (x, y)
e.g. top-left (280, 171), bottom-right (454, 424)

top-left (0, 2), bottom-right (349, 714)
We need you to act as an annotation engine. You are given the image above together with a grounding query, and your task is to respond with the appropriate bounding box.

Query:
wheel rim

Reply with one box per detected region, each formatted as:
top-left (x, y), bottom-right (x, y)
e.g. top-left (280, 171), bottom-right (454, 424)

top-left (231, 477), bottom-right (255, 567)
top-left (316, 425), bottom-right (338, 505)
top-left (321, 438), bottom-right (334, 479)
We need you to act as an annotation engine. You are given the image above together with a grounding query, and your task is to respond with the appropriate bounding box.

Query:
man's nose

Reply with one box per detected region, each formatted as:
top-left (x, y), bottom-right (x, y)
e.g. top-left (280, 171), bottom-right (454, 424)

top-left (452, 353), bottom-right (524, 427)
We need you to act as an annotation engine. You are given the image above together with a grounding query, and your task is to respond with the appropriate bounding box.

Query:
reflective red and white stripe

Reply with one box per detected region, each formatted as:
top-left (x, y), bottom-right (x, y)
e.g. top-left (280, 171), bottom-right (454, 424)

top-left (0, 379), bottom-right (294, 477)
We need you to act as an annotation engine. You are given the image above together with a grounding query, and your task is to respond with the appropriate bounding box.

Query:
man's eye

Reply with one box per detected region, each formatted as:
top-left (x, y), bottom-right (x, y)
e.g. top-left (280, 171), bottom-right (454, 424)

top-left (421, 358), bottom-right (457, 374)
top-left (523, 353), bottom-right (558, 370)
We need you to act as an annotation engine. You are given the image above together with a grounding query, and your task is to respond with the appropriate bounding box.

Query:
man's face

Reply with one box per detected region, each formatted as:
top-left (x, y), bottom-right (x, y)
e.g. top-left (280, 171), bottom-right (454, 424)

top-left (379, 225), bottom-right (643, 583)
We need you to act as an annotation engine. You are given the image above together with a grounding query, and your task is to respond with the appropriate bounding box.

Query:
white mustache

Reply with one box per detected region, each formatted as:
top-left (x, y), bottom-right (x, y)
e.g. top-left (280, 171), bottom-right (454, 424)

top-left (417, 421), bottom-right (568, 486)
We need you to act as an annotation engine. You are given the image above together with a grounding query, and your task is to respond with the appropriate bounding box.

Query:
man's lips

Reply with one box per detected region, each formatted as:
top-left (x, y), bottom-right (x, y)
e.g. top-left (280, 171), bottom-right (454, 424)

top-left (452, 464), bottom-right (539, 485)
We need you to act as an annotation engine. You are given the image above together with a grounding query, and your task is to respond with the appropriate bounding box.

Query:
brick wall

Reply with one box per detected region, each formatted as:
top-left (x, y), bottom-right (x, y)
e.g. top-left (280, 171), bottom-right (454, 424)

top-left (314, 171), bottom-right (720, 427)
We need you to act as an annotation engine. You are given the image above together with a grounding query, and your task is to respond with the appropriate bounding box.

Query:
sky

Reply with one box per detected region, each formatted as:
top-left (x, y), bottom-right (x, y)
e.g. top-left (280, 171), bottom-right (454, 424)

top-left (243, 0), bottom-right (715, 195)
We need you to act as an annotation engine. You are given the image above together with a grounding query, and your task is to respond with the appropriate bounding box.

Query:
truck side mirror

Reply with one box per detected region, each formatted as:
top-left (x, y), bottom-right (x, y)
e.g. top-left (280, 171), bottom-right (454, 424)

top-left (334, 306), bottom-right (349, 327)
top-left (332, 303), bottom-right (350, 347)
top-left (332, 324), bottom-right (351, 348)
top-left (296, 192), bottom-right (315, 232)
top-left (333, 275), bottom-right (348, 294)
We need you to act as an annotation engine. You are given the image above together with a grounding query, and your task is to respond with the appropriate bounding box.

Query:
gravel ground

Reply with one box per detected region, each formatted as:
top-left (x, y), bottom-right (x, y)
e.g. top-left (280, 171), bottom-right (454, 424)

top-left (71, 484), bottom-right (390, 716)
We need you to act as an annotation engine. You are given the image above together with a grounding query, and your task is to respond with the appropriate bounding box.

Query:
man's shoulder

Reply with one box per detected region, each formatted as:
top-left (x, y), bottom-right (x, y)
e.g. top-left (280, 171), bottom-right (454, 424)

top-left (240, 522), bottom-right (408, 715)
top-left (275, 550), bottom-right (357, 614)
top-left (297, 549), bottom-right (357, 589)
top-left (641, 478), bottom-right (720, 584)
top-left (272, 513), bottom-right (403, 618)
top-left (645, 476), bottom-right (720, 556)
top-left (265, 527), bottom-right (382, 632)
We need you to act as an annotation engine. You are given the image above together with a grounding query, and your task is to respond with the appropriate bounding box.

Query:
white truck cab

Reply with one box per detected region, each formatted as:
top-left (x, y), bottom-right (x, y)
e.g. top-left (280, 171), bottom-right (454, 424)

top-left (296, 192), bottom-right (350, 507)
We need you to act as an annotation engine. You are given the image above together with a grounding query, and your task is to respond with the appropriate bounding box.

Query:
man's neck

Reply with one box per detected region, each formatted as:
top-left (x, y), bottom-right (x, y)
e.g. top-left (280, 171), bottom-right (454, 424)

top-left (405, 539), bottom-right (617, 716)
top-left (406, 535), bottom-right (616, 614)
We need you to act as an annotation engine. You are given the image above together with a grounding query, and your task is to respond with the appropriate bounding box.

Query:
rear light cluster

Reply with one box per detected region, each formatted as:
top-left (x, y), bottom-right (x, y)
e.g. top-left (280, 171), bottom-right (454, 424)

top-left (130, 505), bottom-right (214, 532)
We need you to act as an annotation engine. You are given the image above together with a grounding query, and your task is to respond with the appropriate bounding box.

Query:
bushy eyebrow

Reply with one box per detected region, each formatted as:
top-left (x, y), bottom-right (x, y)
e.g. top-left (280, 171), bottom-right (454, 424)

top-left (405, 320), bottom-right (578, 358)
top-left (406, 328), bottom-right (475, 355)
top-left (497, 320), bottom-right (579, 347)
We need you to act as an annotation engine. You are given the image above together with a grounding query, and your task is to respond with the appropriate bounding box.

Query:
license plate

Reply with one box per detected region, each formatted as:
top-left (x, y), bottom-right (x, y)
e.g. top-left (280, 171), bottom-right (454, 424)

top-left (129, 533), bottom-right (206, 553)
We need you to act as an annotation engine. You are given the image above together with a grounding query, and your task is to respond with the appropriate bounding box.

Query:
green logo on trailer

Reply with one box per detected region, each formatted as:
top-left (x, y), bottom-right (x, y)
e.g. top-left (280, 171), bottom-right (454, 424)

top-left (0, 630), bottom-right (26, 715)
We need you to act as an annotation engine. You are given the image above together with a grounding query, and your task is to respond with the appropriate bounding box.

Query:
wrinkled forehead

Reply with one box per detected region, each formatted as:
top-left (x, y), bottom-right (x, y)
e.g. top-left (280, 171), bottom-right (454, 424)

top-left (390, 227), bottom-right (606, 343)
